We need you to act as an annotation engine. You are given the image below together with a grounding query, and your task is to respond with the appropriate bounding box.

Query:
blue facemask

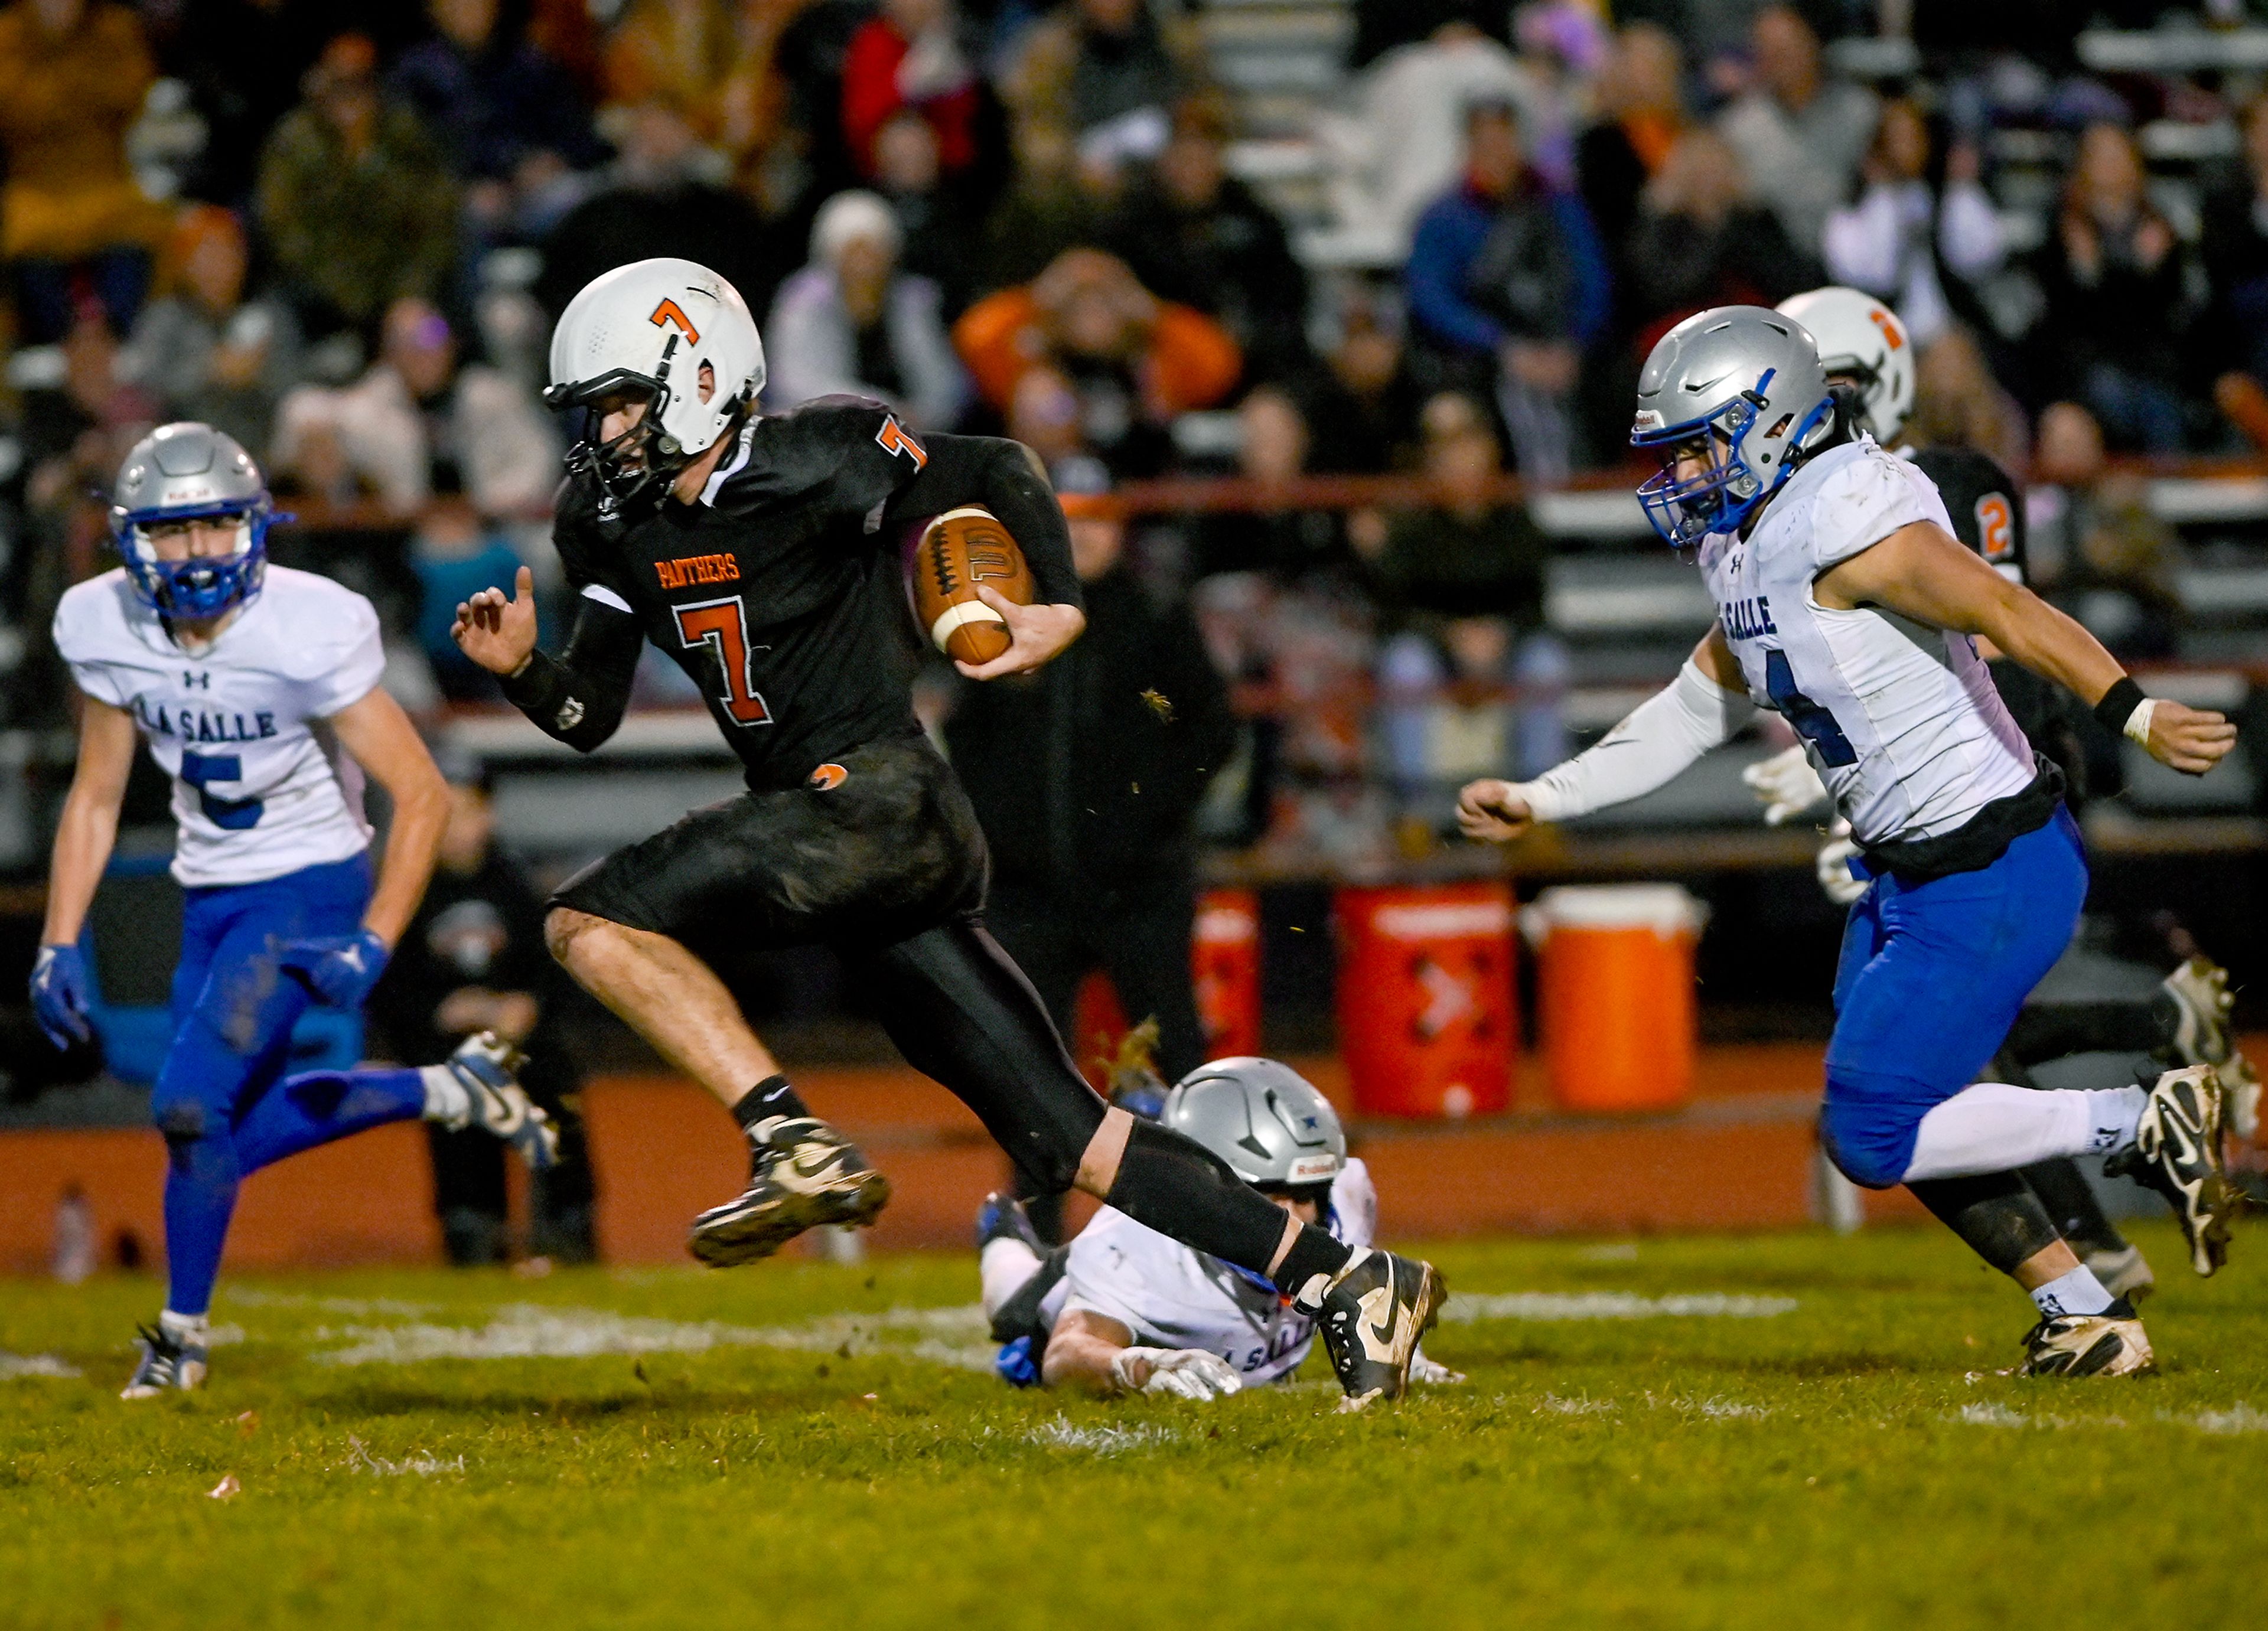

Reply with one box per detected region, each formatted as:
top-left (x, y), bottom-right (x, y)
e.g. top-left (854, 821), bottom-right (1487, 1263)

top-left (1630, 368), bottom-right (1830, 549)
top-left (116, 497), bottom-right (283, 618)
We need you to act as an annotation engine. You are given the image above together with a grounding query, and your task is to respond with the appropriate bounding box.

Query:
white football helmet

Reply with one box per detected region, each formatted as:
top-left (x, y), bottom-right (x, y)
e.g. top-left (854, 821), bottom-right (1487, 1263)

top-left (1775, 286), bottom-right (1914, 446)
top-left (546, 257), bottom-right (767, 503)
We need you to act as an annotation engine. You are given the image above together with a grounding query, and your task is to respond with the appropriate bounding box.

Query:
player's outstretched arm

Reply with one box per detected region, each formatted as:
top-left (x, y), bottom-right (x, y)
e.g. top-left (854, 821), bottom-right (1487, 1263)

top-left (1040, 1310), bottom-right (1241, 1400)
top-left (1458, 625), bottom-right (1754, 843)
top-left (328, 687), bottom-right (449, 951)
top-left (1816, 521), bottom-right (2236, 776)
top-left (31, 697), bottom-right (138, 1046)
top-left (455, 565), bottom-right (643, 752)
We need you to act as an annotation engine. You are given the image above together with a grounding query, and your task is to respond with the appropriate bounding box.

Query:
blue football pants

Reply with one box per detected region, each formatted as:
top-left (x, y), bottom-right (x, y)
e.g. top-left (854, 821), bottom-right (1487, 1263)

top-left (150, 854), bottom-right (426, 1315)
top-left (1820, 808), bottom-right (2090, 1189)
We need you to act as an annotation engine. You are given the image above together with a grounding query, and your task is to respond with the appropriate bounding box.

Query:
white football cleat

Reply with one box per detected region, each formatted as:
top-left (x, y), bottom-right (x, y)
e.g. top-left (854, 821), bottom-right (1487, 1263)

top-left (2017, 1299), bottom-right (2154, 1378)
top-left (2223, 1052), bottom-right (2261, 1143)
top-left (121, 1323), bottom-right (207, 1399)
top-left (447, 1031), bottom-right (559, 1170)
top-left (2107, 1065), bottom-right (2234, 1277)
top-left (2162, 958), bottom-right (2234, 1068)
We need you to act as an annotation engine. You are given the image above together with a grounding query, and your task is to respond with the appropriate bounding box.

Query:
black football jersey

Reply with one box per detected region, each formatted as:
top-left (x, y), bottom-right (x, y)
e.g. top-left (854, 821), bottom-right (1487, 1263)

top-left (552, 397), bottom-right (941, 789)
top-left (1911, 445), bottom-right (2094, 799)
top-left (1911, 445), bottom-right (2026, 585)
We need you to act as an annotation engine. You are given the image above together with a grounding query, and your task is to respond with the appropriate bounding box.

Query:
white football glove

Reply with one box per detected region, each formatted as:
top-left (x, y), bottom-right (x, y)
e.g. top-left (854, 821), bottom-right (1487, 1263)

top-left (1742, 745), bottom-right (1830, 827)
top-left (1409, 1346), bottom-right (1465, 1386)
top-left (1815, 819), bottom-right (1868, 906)
top-left (1111, 1347), bottom-right (1243, 1401)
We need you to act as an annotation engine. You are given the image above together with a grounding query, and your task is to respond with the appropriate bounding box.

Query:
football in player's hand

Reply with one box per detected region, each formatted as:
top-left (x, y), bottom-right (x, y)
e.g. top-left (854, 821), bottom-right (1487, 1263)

top-left (912, 506), bottom-right (1035, 665)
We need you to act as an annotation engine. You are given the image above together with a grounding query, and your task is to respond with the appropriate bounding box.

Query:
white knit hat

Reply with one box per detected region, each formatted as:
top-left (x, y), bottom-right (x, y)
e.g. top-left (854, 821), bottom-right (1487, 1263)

top-left (810, 190), bottom-right (902, 267)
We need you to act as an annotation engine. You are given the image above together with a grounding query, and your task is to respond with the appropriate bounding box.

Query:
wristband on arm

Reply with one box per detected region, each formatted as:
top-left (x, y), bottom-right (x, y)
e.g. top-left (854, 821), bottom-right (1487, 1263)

top-left (2092, 676), bottom-right (2158, 748)
top-left (498, 649), bottom-right (577, 730)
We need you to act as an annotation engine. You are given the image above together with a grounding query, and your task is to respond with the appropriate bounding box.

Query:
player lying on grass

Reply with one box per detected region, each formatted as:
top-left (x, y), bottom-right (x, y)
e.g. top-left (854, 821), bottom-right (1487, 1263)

top-left (977, 1056), bottom-right (1462, 1398)
top-left (1459, 305), bottom-right (2240, 1378)
top-left (34, 425), bottom-right (557, 1398)
top-left (451, 257), bottom-right (1441, 1407)
top-left (1752, 286), bottom-right (2260, 1303)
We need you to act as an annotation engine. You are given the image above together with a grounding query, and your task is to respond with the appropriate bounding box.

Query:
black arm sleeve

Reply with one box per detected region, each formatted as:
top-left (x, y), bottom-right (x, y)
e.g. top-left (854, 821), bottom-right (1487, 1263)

top-left (881, 434), bottom-right (1085, 614)
top-left (497, 593), bottom-right (645, 753)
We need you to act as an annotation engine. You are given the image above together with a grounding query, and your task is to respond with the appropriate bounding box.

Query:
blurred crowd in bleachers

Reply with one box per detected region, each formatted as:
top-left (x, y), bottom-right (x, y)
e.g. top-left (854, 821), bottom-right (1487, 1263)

top-left (5, 0), bottom-right (2268, 867)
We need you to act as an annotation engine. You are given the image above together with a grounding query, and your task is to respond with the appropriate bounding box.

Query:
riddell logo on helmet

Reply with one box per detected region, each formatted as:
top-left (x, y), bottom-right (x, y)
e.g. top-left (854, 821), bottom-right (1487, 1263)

top-left (649, 299), bottom-right (701, 344)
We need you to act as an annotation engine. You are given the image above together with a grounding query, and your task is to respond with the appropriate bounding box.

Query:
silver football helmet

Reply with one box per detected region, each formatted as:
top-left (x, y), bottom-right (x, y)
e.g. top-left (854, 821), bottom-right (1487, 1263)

top-left (1777, 286), bottom-right (1915, 446)
top-left (1631, 305), bottom-right (1836, 548)
top-left (109, 422), bottom-right (278, 617)
top-left (1162, 1058), bottom-right (1345, 1192)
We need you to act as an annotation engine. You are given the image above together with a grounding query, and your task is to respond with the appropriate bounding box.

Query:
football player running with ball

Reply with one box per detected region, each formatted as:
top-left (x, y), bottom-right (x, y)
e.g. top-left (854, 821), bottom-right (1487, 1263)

top-left (452, 259), bottom-right (1441, 1408)
top-left (1459, 306), bottom-right (2239, 1377)
top-left (977, 1057), bottom-right (1463, 1399)
top-left (37, 425), bottom-right (558, 1398)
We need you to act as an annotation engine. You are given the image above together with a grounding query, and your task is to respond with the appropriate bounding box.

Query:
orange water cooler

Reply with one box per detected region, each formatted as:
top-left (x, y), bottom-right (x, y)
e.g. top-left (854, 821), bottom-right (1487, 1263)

top-left (1334, 880), bottom-right (1516, 1119)
top-left (1523, 885), bottom-right (1706, 1114)
top-left (1192, 888), bottom-right (1262, 1059)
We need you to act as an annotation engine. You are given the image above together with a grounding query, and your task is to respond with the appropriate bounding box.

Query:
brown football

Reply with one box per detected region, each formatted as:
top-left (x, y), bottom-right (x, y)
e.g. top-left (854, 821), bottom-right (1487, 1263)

top-left (913, 505), bottom-right (1035, 664)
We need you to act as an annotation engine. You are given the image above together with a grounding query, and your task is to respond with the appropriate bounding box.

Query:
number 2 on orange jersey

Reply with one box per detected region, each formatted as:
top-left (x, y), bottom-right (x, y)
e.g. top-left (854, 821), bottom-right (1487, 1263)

top-left (673, 598), bottom-right (771, 725)
top-left (1974, 492), bottom-right (2014, 562)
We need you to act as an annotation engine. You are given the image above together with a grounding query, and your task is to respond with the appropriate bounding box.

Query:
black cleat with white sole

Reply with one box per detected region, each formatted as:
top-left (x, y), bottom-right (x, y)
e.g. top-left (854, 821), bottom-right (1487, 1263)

top-left (121, 1323), bottom-right (208, 1399)
top-left (2107, 1064), bottom-right (2234, 1277)
top-left (687, 1116), bottom-right (891, 1267)
top-left (448, 1030), bottom-right (559, 1170)
top-left (1295, 1247), bottom-right (1446, 1411)
top-left (2016, 1297), bottom-right (2153, 1378)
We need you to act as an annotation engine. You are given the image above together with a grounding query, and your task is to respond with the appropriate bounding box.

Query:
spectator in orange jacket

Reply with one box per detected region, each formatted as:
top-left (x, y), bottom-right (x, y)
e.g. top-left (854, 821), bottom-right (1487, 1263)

top-left (0, 0), bottom-right (169, 341)
top-left (953, 247), bottom-right (1240, 474)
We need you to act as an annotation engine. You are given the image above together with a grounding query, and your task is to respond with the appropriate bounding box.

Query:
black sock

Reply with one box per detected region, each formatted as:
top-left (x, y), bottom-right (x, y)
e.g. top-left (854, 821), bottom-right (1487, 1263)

top-left (1907, 1169), bottom-right (2062, 1274)
top-left (1103, 1116), bottom-right (1354, 1294)
top-left (2019, 1158), bottom-right (2128, 1257)
top-left (1274, 1225), bottom-right (1357, 1303)
top-left (731, 1075), bottom-right (809, 1139)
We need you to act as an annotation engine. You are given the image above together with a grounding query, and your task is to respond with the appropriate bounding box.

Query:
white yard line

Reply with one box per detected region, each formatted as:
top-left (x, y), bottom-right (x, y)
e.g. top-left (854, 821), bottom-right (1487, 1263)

top-left (1025, 1415), bottom-right (1182, 1454)
top-left (1444, 1292), bottom-right (1798, 1322)
top-left (0, 1353), bottom-right (80, 1380)
top-left (310, 1301), bottom-right (999, 1373)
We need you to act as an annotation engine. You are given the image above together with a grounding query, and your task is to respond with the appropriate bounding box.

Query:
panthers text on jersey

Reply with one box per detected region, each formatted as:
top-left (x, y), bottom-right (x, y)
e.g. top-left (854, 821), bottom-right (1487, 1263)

top-left (52, 565), bottom-right (385, 888)
top-left (554, 397), bottom-right (1073, 791)
top-left (1699, 438), bottom-right (2036, 847)
top-left (1045, 1160), bottom-right (1379, 1385)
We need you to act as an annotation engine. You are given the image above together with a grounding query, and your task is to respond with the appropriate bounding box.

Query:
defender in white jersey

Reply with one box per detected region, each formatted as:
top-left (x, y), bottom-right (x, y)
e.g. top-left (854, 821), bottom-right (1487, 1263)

top-left (1749, 286), bottom-right (2258, 1307)
top-left (1456, 308), bottom-right (2241, 1377)
top-left (977, 1059), bottom-right (1460, 1398)
top-left (32, 424), bottom-right (556, 1399)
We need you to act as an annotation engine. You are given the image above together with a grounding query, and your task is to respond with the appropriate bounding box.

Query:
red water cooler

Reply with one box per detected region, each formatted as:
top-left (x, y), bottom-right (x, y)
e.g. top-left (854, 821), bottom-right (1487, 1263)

top-left (1333, 880), bottom-right (1516, 1119)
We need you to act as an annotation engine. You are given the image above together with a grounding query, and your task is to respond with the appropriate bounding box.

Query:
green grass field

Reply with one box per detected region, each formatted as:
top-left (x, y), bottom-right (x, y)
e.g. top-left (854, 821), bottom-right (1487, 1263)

top-left (2, 1221), bottom-right (2263, 1630)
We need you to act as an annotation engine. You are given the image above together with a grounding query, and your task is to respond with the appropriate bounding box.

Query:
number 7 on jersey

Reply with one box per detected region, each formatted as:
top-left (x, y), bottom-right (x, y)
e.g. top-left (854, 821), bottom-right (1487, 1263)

top-left (673, 598), bottom-right (772, 725)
